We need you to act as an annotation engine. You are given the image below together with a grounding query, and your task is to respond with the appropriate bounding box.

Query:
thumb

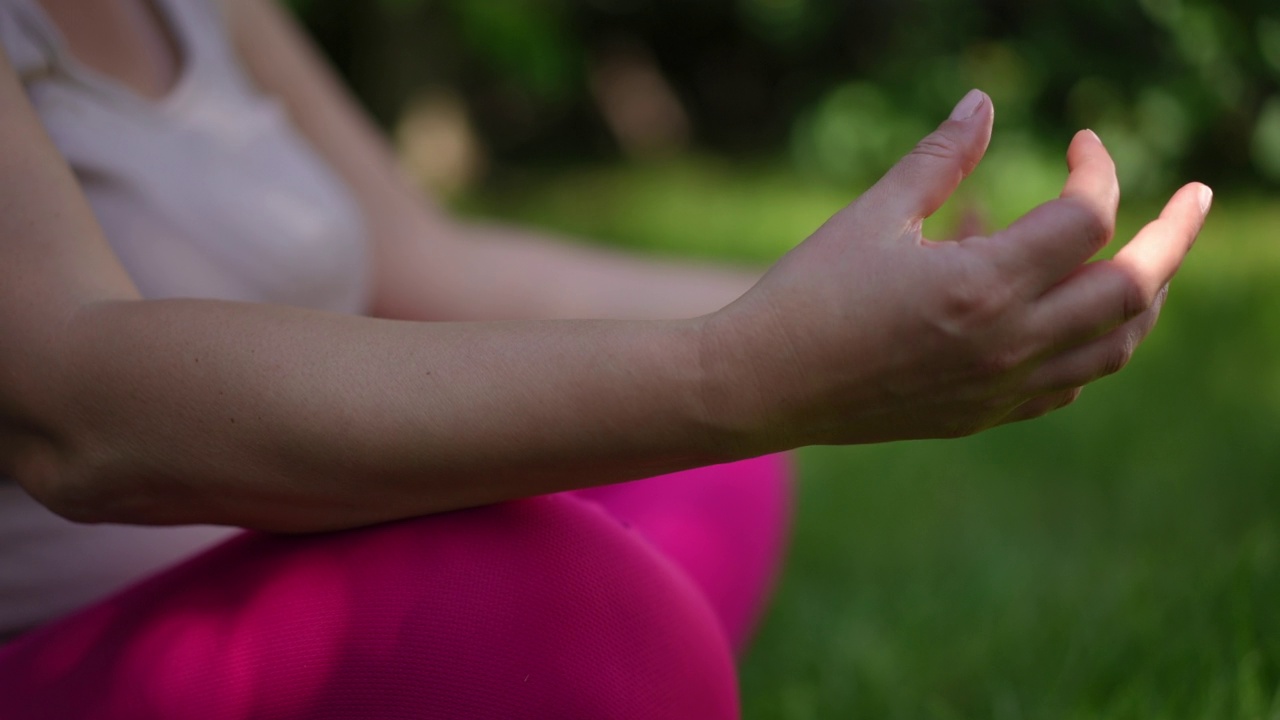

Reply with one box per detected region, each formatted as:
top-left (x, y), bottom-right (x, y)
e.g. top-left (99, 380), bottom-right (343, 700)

top-left (864, 89), bottom-right (994, 224)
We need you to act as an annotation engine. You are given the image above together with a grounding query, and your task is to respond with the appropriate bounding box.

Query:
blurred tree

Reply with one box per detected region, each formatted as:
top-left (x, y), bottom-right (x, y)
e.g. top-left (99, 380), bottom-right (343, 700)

top-left (285, 0), bottom-right (1280, 196)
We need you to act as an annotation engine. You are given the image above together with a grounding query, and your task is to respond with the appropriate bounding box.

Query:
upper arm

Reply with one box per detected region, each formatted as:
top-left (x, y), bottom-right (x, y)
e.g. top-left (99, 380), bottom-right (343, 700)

top-left (0, 47), bottom-right (139, 471)
top-left (0, 50), bottom-right (138, 313)
top-left (223, 0), bottom-right (466, 319)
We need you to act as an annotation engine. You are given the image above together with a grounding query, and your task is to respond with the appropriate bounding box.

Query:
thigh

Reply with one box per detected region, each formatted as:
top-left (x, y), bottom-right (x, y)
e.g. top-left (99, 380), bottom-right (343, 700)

top-left (0, 494), bottom-right (738, 720)
top-left (572, 453), bottom-right (794, 652)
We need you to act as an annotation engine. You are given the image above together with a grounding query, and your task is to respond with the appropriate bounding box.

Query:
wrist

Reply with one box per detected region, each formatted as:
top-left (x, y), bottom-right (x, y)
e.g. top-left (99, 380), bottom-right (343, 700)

top-left (688, 308), bottom-right (794, 459)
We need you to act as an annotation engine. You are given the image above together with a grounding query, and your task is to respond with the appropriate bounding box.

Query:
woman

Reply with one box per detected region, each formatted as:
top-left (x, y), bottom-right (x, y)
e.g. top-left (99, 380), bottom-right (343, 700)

top-left (0, 0), bottom-right (1210, 717)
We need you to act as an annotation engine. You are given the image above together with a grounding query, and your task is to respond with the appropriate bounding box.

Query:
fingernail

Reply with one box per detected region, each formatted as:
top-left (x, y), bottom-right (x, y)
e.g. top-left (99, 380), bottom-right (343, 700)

top-left (949, 89), bottom-right (985, 121)
top-left (1198, 184), bottom-right (1213, 214)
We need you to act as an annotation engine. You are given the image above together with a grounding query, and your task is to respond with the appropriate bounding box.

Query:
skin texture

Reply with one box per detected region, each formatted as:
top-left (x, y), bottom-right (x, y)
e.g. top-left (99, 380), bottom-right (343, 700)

top-left (703, 93), bottom-right (1211, 449)
top-left (0, 4), bottom-right (1211, 533)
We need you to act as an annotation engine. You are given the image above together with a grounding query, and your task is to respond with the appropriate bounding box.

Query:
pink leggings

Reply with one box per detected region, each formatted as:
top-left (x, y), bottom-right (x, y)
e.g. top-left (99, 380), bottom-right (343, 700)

top-left (0, 455), bottom-right (791, 719)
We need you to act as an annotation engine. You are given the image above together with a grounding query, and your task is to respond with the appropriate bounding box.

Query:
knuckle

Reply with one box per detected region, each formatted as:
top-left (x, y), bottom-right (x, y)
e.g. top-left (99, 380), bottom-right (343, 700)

top-left (1064, 197), bottom-right (1115, 248)
top-left (930, 269), bottom-right (1026, 377)
top-left (937, 264), bottom-right (1009, 330)
top-left (1058, 387), bottom-right (1083, 409)
top-left (974, 345), bottom-right (1025, 378)
top-left (1100, 338), bottom-right (1136, 377)
top-left (1083, 209), bottom-right (1115, 247)
top-left (1118, 271), bottom-right (1155, 320)
top-left (912, 131), bottom-right (963, 163)
top-left (940, 286), bottom-right (985, 326)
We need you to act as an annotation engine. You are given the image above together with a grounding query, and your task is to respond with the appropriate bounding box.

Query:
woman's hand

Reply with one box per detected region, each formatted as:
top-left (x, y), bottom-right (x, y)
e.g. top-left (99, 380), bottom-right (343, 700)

top-left (700, 90), bottom-right (1212, 449)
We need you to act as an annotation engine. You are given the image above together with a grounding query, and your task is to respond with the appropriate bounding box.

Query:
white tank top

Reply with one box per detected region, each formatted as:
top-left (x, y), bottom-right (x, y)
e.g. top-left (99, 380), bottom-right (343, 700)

top-left (0, 0), bottom-right (372, 637)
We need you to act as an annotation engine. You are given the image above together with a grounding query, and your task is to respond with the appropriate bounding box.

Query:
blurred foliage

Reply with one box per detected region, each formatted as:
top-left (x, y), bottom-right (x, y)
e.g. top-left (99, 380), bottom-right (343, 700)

top-left (461, 157), bottom-right (1280, 719)
top-left (289, 0), bottom-right (1280, 198)
top-left (276, 3), bottom-right (1280, 716)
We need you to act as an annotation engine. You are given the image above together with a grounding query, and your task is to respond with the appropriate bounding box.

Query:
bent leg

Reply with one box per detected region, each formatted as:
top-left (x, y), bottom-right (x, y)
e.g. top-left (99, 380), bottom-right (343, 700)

top-left (573, 453), bottom-right (793, 652)
top-left (0, 495), bottom-right (737, 720)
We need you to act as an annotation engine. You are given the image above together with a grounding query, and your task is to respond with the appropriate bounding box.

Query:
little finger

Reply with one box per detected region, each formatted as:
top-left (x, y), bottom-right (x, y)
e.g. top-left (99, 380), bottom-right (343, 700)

top-left (1021, 299), bottom-right (1164, 393)
top-left (998, 387), bottom-right (1084, 425)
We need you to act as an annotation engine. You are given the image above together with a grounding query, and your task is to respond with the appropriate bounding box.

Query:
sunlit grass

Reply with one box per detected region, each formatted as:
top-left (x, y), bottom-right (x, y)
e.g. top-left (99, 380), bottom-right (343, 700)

top-left (461, 160), bottom-right (1280, 719)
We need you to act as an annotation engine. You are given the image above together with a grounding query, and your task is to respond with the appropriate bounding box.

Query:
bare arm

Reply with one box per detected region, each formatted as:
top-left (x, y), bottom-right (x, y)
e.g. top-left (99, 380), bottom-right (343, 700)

top-left (397, 222), bottom-right (760, 320)
top-left (0, 48), bottom-right (735, 533)
top-left (226, 0), bottom-right (756, 322)
top-left (0, 30), bottom-right (1209, 535)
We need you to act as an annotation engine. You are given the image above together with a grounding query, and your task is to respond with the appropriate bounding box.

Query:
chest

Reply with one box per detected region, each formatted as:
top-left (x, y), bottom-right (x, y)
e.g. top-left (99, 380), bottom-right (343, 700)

top-left (2, 0), bottom-right (372, 313)
top-left (36, 0), bottom-right (183, 102)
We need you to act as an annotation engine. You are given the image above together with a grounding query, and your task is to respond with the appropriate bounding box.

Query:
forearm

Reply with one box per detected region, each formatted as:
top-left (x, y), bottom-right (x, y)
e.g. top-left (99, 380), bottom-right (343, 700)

top-left (227, 0), bottom-right (758, 323)
top-left (376, 220), bottom-right (761, 322)
top-left (14, 300), bottom-right (743, 533)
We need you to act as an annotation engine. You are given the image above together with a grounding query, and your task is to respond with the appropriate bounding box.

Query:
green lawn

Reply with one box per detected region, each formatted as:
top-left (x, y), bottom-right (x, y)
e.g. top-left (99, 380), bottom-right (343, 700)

top-left (462, 160), bottom-right (1280, 719)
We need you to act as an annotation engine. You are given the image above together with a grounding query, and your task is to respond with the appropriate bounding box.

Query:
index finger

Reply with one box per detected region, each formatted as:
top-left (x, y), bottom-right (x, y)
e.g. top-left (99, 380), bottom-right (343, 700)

top-left (985, 130), bottom-right (1120, 296)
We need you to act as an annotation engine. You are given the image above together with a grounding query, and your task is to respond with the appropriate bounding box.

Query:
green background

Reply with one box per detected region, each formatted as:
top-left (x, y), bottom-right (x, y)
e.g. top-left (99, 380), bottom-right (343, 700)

top-left (289, 2), bottom-right (1280, 716)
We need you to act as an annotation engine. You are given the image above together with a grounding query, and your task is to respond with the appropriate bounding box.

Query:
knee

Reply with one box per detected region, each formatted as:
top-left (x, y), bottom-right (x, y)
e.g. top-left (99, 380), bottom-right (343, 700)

top-left (243, 495), bottom-right (741, 719)
top-left (0, 497), bottom-right (740, 720)
top-left (459, 495), bottom-right (741, 719)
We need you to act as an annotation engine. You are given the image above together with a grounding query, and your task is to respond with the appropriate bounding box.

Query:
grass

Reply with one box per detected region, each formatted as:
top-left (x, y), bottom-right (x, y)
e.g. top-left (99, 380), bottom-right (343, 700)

top-left (460, 159), bottom-right (1280, 719)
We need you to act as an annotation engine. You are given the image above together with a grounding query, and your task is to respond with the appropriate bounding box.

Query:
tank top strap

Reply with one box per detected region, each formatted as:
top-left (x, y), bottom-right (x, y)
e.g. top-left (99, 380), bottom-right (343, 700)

top-left (160, 0), bottom-right (232, 50)
top-left (0, 0), bottom-right (60, 83)
top-left (152, 0), bottom-right (231, 86)
top-left (0, 0), bottom-right (259, 122)
top-left (150, 0), bottom-right (288, 131)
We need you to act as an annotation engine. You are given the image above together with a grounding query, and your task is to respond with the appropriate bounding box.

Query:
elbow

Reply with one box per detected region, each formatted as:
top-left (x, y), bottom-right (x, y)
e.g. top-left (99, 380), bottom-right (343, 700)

top-left (30, 489), bottom-right (108, 525)
top-left (12, 453), bottom-right (99, 525)
top-left (10, 438), bottom-right (356, 533)
top-left (9, 437), bottom-right (126, 525)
